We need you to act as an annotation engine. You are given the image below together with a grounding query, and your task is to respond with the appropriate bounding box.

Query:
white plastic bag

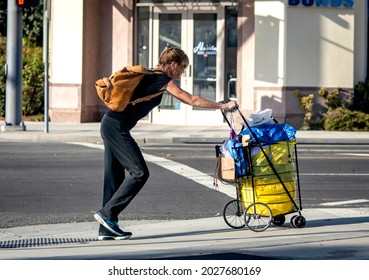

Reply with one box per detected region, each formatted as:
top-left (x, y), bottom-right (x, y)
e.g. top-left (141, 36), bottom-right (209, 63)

top-left (246, 108), bottom-right (273, 127)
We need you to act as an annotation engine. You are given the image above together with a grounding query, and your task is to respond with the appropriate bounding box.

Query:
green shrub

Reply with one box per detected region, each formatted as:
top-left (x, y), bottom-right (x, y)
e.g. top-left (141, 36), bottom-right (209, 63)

top-left (0, 0), bottom-right (44, 119)
top-left (320, 87), bottom-right (369, 131)
top-left (0, 40), bottom-right (44, 118)
top-left (294, 90), bottom-right (323, 130)
top-left (324, 107), bottom-right (369, 131)
top-left (295, 86), bottom-right (369, 131)
top-left (22, 44), bottom-right (44, 116)
top-left (318, 88), bottom-right (343, 109)
top-left (352, 78), bottom-right (369, 114)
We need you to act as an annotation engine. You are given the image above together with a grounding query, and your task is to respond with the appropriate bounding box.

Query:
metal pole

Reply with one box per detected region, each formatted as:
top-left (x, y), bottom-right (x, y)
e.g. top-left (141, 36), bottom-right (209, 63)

top-left (2, 0), bottom-right (25, 131)
top-left (43, 0), bottom-right (51, 133)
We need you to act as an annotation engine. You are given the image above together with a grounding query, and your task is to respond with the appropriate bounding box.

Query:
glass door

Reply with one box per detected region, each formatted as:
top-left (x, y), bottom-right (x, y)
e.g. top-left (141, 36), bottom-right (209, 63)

top-left (151, 5), bottom-right (225, 125)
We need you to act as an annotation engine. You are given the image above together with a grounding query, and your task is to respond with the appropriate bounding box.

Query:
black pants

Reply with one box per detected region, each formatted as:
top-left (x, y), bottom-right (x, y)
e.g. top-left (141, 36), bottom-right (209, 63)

top-left (98, 114), bottom-right (149, 221)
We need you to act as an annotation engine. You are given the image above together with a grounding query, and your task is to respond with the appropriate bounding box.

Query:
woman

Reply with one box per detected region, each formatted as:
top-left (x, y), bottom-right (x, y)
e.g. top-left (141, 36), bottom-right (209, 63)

top-left (94, 47), bottom-right (238, 240)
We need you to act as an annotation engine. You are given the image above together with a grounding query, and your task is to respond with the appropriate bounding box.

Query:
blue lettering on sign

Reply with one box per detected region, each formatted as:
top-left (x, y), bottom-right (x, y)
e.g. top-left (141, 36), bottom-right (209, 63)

top-left (316, 0), bottom-right (328, 6)
top-left (302, 0), bottom-right (314, 6)
top-left (343, 0), bottom-right (354, 7)
top-left (288, 0), bottom-right (354, 8)
top-left (331, 0), bottom-right (341, 7)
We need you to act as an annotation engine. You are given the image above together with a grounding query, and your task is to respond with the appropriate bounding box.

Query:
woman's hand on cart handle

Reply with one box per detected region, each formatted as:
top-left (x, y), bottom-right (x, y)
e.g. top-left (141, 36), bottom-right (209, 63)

top-left (219, 100), bottom-right (238, 111)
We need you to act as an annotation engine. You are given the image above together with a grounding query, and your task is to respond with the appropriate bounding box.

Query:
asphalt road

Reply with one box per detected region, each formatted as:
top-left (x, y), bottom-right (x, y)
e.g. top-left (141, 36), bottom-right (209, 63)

top-left (141, 143), bottom-right (369, 208)
top-left (0, 142), bottom-right (231, 228)
top-left (1, 142), bottom-right (368, 228)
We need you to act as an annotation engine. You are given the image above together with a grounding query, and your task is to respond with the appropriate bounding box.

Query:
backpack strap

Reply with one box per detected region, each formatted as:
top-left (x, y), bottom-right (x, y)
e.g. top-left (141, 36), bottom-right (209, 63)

top-left (129, 91), bottom-right (164, 106)
top-left (126, 66), bottom-right (166, 106)
top-left (126, 65), bottom-right (164, 75)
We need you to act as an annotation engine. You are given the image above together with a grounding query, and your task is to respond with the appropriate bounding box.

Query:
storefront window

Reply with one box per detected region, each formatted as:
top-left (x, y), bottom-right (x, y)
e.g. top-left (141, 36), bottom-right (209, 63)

top-left (136, 7), bottom-right (150, 67)
top-left (158, 13), bottom-right (182, 109)
top-left (158, 14), bottom-right (182, 55)
top-left (225, 6), bottom-right (238, 101)
top-left (193, 13), bottom-right (217, 110)
top-left (135, 2), bottom-right (238, 113)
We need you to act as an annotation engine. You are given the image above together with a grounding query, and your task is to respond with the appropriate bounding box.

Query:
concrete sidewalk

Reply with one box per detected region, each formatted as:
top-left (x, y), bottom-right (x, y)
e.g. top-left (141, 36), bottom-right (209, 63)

top-left (1, 121), bottom-right (369, 260)
top-left (0, 208), bottom-right (369, 260)
top-left (1, 121), bottom-right (369, 144)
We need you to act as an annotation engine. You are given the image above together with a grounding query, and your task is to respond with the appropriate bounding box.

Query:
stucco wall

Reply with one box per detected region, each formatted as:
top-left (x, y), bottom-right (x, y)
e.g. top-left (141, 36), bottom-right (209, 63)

top-left (252, 0), bottom-right (357, 126)
top-left (49, 0), bottom-right (83, 122)
top-left (49, 0), bottom-right (134, 122)
top-left (286, 6), bottom-right (354, 88)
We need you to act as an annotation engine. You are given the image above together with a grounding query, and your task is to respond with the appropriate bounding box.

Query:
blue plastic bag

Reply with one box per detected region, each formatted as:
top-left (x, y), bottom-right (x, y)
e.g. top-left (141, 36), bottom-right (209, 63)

top-left (239, 123), bottom-right (296, 145)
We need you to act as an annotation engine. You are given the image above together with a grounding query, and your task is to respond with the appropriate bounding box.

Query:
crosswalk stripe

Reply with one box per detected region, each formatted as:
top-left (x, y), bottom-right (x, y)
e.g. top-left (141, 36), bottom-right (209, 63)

top-left (320, 199), bottom-right (369, 206)
top-left (300, 173), bottom-right (369, 176)
top-left (68, 142), bottom-right (235, 198)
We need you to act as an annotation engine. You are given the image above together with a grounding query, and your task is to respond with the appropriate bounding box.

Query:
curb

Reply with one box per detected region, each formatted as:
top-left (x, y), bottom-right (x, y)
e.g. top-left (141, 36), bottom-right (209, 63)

top-left (1, 133), bottom-right (369, 144)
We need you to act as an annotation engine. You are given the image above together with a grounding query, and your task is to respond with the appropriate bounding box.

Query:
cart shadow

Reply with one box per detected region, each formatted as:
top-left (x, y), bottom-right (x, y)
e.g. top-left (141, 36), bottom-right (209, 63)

top-left (130, 215), bottom-right (369, 240)
top-left (303, 215), bottom-right (369, 228)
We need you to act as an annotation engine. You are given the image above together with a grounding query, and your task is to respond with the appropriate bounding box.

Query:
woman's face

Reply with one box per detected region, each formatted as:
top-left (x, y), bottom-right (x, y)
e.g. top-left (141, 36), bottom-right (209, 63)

top-left (168, 61), bottom-right (187, 80)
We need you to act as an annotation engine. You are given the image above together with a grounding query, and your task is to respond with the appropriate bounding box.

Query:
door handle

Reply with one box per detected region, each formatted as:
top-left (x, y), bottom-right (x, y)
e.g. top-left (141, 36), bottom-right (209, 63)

top-left (186, 65), bottom-right (191, 78)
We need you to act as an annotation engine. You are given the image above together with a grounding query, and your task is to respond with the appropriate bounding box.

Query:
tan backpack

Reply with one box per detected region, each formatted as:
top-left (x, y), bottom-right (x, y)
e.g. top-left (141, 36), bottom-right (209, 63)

top-left (95, 65), bottom-right (165, 112)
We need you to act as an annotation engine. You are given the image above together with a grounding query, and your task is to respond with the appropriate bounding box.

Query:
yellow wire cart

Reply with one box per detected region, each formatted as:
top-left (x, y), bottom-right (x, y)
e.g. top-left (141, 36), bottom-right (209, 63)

top-left (215, 108), bottom-right (306, 232)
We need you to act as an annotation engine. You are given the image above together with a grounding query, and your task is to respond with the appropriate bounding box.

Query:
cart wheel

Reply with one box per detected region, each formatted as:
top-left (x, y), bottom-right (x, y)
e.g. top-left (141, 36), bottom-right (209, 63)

top-left (272, 215), bottom-right (286, 226)
top-left (292, 216), bottom-right (306, 228)
top-left (244, 202), bottom-right (272, 232)
top-left (223, 199), bottom-right (245, 229)
top-left (290, 215), bottom-right (298, 228)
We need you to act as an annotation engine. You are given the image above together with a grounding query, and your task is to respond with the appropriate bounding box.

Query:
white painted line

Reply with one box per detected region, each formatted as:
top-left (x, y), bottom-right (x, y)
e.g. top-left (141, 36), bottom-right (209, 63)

top-left (320, 199), bottom-right (369, 206)
top-left (337, 153), bottom-right (369, 157)
top-left (68, 142), bottom-right (104, 150)
top-left (300, 173), bottom-right (369, 176)
top-left (298, 149), bottom-right (369, 153)
top-left (68, 142), bottom-right (235, 198)
top-left (143, 153), bottom-right (236, 198)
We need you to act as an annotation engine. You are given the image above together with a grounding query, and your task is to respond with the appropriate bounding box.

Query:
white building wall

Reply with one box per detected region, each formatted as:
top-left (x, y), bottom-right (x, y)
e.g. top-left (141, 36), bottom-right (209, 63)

top-left (49, 0), bottom-right (84, 119)
top-left (50, 0), bottom-right (83, 84)
top-left (254, 0), bottom-right (286, 87)
top-left (253, 1), bottom-right (286, 114)
top-left (285, 6), bottom-right (354, 88)
top-left (254, 1), bottom-right (355, 88)
top-left (252, 0), bottom-right (358, 125)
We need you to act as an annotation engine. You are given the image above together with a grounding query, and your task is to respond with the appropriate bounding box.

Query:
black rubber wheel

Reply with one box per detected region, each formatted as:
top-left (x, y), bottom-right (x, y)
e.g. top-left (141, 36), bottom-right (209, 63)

top-left (293, 215), bottom-right (306, 228)
top-left (223, 199), bottom-right (245, 229)
top-left (272, 215), bottom-right (286, 226)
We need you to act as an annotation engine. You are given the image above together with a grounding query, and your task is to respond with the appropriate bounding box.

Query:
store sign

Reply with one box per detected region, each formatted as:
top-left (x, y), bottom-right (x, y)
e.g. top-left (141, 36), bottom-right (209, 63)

top-left (193, 42), bottom-right (217, 56)
top-left (288, 0), bottom-right (354, 8)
